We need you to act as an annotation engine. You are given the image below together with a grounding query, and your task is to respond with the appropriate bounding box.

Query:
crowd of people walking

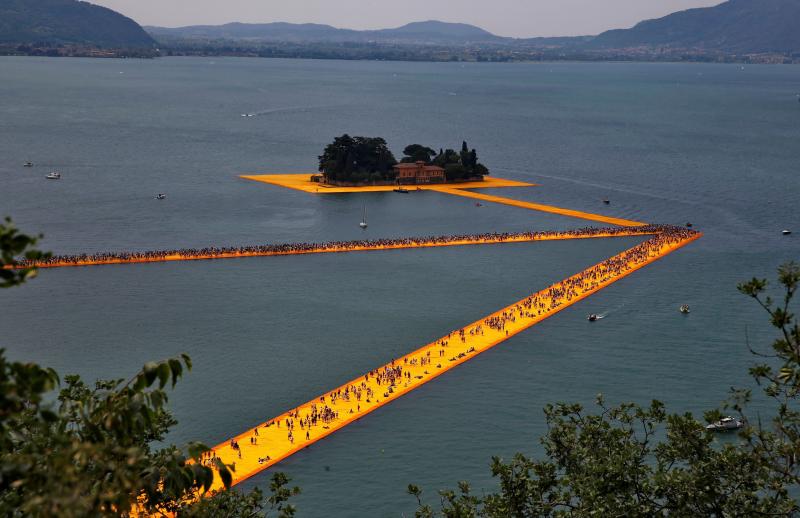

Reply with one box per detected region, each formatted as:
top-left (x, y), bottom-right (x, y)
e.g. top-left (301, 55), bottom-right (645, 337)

top-left (204, 225), bottom-right (699, 479)
top-left (11, 224), bottom-right (677, 268)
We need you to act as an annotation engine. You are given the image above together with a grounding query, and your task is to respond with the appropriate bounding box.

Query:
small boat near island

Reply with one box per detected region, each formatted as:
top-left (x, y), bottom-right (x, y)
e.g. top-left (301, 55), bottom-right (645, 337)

top-left (686, 222), bottom-right (693, 228)
top-left (394, 187), bottom-right (409, 194)
top-left (706, 416), bottom-right (746, 432)
top-left (359, 205), bottom-right (368, 229)
top-left (603, 198), bottom-right (610, 205)
top-left (45, 171), bottom-right (61, 180)
top-left (588, 314), bottom-right (598, 322)
top-left (680, 304), bottom-right (690, 314)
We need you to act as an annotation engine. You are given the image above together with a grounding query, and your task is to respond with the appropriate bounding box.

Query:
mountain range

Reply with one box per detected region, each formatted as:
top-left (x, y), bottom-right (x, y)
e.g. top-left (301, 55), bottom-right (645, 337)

top-left (1, 0), bottom-right (799, 59)
top-left (146, 20), bottom-right (504, 45)
top-left (146, 0), bottom-right (800, 55)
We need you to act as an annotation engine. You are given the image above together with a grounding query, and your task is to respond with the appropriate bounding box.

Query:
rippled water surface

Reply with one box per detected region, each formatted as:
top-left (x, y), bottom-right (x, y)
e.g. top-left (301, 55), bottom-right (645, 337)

top-left (1, 57), bottom-right (799, 516)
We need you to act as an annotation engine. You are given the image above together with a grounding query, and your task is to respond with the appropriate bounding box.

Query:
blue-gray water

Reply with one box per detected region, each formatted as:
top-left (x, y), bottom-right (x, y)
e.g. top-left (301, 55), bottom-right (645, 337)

top-left (1, 57), bottom-right (799, 516)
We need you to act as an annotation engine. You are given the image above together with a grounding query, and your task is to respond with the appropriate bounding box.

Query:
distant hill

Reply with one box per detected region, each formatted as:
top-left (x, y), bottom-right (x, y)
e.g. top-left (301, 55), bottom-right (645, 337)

top-left (0, 0), bottom-right (155, 48)
top-left (146, 20), bottom-right (505, 45)
top-left (591, 0), bottom-right (800, 53)
top-left (373, 21), bottom-right (501, 43)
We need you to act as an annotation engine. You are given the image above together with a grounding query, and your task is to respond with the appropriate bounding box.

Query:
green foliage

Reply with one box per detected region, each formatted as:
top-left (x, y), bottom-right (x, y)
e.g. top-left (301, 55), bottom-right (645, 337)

top-left (0, 218), bottom-right (50, 288)
top-left (0, 221), bottom-right (299, 517)
top-left (402, 144), bottom-right (437, 164)
top-left (410, 263), bottom-right (800, 517)
top-left (178, 473), bottom-right (301, 518)
top-left (432, 142), bottom-right (489, 181)
top-left (0, 350), bottom-right (223, 517)
top-left (318, 134), bottom-right (397, 183)
top-left (318, 136), bottom-right (489, 184)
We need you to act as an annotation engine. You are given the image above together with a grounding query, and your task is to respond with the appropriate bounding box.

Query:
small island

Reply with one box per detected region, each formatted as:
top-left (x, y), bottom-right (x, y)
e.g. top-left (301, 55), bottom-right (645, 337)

top-left (314, 135), bottom-right (490, 187)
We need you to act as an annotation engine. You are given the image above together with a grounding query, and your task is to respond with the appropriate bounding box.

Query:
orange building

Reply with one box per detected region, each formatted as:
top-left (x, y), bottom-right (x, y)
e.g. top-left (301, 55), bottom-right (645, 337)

top-left (393, 161), bottom-right (446, 184)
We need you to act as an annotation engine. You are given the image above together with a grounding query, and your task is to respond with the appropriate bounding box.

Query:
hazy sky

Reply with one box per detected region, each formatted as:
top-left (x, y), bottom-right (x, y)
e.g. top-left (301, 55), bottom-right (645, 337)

top-left (92, 0), bottom-right (724, 38)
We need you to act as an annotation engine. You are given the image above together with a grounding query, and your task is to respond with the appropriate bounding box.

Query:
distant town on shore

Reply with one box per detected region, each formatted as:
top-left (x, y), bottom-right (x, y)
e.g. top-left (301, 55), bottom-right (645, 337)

top-left (1, 0), bottom-right (799, 64)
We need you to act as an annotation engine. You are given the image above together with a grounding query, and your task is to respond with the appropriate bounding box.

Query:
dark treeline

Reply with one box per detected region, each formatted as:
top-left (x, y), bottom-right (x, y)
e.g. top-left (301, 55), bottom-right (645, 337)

top-left (317, 135), bottom-right (490, 185)
top-left (404, 142), bottom-right (489, 182)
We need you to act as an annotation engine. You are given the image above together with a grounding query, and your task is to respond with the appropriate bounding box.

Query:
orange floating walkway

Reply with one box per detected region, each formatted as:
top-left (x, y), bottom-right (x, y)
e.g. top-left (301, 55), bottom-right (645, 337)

top-left (429, 186), bottom-right (647, 228)
top-left (240, 173), bottom-right (534, 194)
top-left (7, 228), bottom-right (661, 270)
top-left (240, 173), bottom-right (645, 227)
top-left (196, 229), bottom-right (701, 493)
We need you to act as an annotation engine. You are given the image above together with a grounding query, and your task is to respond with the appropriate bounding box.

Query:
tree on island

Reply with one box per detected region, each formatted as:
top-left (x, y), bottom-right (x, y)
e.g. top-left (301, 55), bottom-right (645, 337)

top-left (401, 144), bottom-right (437, 164)
top-left (409, 263), bottom-right (800, 517)
top-left (429, 141), bottom-right (489, 182)
top-left (318, 134), bottom-right (397, 184)
top-left (318, 136), bottom-right (490, 185)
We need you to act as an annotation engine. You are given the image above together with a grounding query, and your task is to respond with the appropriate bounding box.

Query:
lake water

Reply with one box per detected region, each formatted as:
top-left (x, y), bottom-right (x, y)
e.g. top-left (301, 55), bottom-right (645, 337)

top-left (1, 57), bottom-right (799, 516)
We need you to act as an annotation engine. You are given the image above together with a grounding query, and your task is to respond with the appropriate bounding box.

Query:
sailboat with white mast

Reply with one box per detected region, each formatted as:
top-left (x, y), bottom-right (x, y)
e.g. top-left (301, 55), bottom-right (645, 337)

top-left (359, 205), bottom-right (368, 229)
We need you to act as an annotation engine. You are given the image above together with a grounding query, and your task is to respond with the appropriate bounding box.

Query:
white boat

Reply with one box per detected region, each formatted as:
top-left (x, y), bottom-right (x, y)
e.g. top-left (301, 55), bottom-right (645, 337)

top-left (783, 230), bottom-right (792, 235)
top-left (359, 206), bottom-right (368, 229)
top-left (588, 314), bottom-right (598, 322)
top-left (23, 161), bottom-right (33, 167)
top-left (706, 416), bottom-right (746, 432)
top-left (45, 171), bottom-right (61, 180)
top-left (680, 304), bottom-right (690, 314)
top-left (156, 193), bottom-right (166, 200)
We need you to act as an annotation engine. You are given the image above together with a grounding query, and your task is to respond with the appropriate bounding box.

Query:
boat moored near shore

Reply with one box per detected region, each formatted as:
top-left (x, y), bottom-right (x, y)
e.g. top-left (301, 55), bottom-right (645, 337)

top-left (706, 416), bottom-right (746, 432)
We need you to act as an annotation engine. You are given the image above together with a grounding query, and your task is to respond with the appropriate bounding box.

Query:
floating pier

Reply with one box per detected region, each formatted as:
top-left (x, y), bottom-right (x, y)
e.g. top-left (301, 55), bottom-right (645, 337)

top-left (195, 228), bottom-right (701, 493)
top-left (429, 186), bottom-right (647, 227)
top-left (39, 171), bottom-right (699, 514)
top-left (7, 228), bottom-right (663, 270)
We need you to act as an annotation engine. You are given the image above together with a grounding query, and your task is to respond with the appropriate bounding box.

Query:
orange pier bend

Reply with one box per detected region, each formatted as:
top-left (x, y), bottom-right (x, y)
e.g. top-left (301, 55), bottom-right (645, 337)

top-left (195, 227), bottom-right (701, 493)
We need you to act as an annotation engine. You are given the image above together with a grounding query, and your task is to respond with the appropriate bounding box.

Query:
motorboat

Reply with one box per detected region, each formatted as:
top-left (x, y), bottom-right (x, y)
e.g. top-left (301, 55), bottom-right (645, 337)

top-left (680, 304), bottom-right (690, 314)
top-left (23, 161), bottom-right (33, 167)
top-left (603, 198), bottom-right (610, 205)
top-left (156, 193), bottom-right (166, 200)
top-left (475, 202), bottom-right (483, 207)
top-left (706, 416), bottom-right (746, 432)
top-left (686, 222), bottom-right (693, 228)
top-left (45, 171), bottom-right (61, 180)
top-left (783, 230), bottom-right (792, 236)
top-left (588, 314), bottom-right (598, 322)
top-left (359, 205), bottom-right (368, 229)
top-left (394, 187), bottom-right (409, 194)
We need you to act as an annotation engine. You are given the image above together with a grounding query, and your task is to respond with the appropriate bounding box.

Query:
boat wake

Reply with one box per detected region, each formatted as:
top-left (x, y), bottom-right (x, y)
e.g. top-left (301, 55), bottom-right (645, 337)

top-left (240, 105), bottom-right (337, 118)
top-left (592, 301), bottom-right (630, 320)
